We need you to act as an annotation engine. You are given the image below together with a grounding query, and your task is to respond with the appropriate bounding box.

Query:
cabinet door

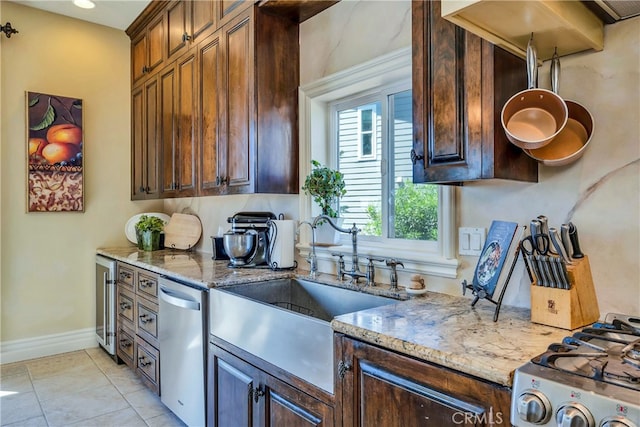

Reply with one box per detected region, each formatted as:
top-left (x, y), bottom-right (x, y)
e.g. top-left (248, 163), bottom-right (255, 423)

top-left (159, 63), bottom-right (177, 196)
top-left (262, 372), bottom-right (334, 427)
top-left (175, 51), bottom-right (197, 196)
top-left (131, 85), bottom-right (146, 200)
top-left (190, 0), bottom-right (216, 44)
top-left (131, 14), bottom-right (164, 86)
top-left (144, 77), bottom-right (160, 197)
top-left (147, 14), bottom-right (165, 73)
top-left (198, 31), bottom-right (224, 196)
top-left (339, 336), bottom-right (511, 427)
top-left (222, 10), bottom-right (255, 194)
top-left (412, 0), bottom-right (534, 183)
top-left (166, 0), bottom-right (188, 60)
top-left (412, 0), bottom-right (481, 183)
top-left (131, 32), bottom-right (147, 85)
top-left (209, 344), bottom-right (259, 427)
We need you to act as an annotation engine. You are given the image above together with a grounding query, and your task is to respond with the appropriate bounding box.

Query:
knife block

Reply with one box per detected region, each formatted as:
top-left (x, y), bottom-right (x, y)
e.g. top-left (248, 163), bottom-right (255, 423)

top-left (530, 256), bottom-right (599, 330)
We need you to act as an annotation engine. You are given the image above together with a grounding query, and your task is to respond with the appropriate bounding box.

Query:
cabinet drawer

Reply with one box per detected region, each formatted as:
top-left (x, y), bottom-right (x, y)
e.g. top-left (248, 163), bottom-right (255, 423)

top-left (136, 336), bottom-right (160, 392)
top-left (117, 326), bottom-right (135, 368)
top-left (137, 271), bottom-right (158, 300)
top-left (117, 264), bottom-right (135, 290)
top-left (137, 296), bottom-right (159, 347)
top-left (117, 287), bottom-right (136, 326)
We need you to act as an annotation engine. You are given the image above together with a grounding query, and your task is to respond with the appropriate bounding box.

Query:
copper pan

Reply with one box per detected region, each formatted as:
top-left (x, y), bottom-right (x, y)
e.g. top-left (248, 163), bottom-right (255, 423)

top-left (524, 51), bottom-right (594, 166)
top-left (501, 37), bottom-right (568, 150)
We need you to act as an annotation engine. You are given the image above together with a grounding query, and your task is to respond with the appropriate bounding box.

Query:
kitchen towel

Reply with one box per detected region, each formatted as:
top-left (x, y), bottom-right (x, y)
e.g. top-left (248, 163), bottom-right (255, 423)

top-left (269, 220), bottom-right (295, 269)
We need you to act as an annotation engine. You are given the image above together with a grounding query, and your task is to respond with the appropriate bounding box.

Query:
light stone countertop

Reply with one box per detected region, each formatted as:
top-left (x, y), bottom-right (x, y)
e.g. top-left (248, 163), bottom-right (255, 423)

top-left (97, 247), bottom-right (294, 289)
top-left (98, 246), bottom-right (570, 386)
top-left (331, 291), bottom-right (571, 386)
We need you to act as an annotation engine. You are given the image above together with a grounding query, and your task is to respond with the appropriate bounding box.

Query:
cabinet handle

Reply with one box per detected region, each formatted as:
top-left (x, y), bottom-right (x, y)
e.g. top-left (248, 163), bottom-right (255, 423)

top-left (145, 186), bottom-right (151, 194)
top-left (140, 279), bottom-right (152, 288)
top-left (182, 32), bottom-right (192, 42)
top-left (139, 314), bottom-right (153, 324)
top-left (337, 360), bottom-right (351, 380)
top-left (120, 302), bottom-right (131, 311)
top-left (410, 149), bottom-right (424, 165)
top-left (252, 386), bottom-right (265, 403)
top-left (138, 356), bottom-right (152, 367)
top-left (139, 185), bottom-right (145, 193)
top-left (220, 176), bottom-right (228, 185)
top-left (142, 65), bottom-right (150, 74)
top-left (119, 339), bottom-right (132, 348)
top-left (120, 271), bottom-right (132, 280)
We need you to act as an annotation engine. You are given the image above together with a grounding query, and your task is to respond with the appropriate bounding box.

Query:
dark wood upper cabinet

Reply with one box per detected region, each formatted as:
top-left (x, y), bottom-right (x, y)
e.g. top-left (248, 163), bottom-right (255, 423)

top-left (131, 13), bottom-right (165, 86)
top-left (412, 0), bottom-right (537, 183)
top-left (127, 1), bottom-right (299, 200)
top-left (166, 0), bottom-right (217, 61)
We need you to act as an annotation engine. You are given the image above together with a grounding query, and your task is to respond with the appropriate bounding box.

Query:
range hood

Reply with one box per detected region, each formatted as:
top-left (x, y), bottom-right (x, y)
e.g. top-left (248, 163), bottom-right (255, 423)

top-left (586, 0), bottom-right (640, 23)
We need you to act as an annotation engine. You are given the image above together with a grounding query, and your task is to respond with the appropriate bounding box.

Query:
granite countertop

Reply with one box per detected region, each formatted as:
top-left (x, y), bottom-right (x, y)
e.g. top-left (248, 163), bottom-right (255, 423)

top-left (98, 246), bottom-right (569, 387)
top-left (97, 247), bottom-right (294, 289)
top-left (331, 292), bottom-right (570, 387)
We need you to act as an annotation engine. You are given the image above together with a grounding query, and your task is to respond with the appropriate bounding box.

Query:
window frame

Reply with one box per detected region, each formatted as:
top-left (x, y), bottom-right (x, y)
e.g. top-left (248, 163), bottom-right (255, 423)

top-left (298, 48), bottom-right (459, 279)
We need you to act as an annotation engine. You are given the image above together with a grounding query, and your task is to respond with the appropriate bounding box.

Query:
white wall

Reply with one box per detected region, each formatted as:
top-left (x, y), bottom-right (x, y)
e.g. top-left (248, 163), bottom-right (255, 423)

top-left (0, 3), bottom-right (162, 349)
top-left (300, 0), bottom-right (640, 316)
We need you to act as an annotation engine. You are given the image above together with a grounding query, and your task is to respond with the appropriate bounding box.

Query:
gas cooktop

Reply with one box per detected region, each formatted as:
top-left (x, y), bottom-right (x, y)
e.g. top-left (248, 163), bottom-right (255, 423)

top-left (511, 314), bottom-right (640, 427)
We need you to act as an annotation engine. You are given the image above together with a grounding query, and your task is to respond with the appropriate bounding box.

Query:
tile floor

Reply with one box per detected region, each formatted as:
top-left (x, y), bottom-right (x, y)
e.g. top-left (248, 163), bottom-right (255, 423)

top-left (0, 348), bottom-right (187, 427)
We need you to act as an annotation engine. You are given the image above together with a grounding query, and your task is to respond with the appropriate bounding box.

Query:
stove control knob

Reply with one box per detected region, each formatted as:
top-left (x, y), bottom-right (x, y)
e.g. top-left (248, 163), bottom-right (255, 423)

top-left (600, 416), bottom-right (637, 427)
top-left (516, 390), bottom-right (552, 424)
top-left (556, 403), bottom-right (595, 427)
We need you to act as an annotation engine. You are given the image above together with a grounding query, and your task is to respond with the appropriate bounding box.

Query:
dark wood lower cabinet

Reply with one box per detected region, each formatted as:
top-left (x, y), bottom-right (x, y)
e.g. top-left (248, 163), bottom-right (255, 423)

top-left (336, 334), bottom-right (511, 427)
top-left (208, 341), bottom-right (334, 427)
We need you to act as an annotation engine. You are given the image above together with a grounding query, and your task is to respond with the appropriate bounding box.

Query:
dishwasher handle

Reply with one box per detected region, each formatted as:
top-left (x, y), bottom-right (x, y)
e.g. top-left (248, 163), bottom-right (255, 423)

top-left (159, 286), bottom-right (201, 311)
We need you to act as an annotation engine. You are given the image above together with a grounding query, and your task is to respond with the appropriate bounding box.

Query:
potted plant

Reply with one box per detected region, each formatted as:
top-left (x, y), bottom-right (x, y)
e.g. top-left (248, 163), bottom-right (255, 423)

top-left (302, 160), bottom-right (346, 244)
top-left (135, 215), bottom-right (166, 251)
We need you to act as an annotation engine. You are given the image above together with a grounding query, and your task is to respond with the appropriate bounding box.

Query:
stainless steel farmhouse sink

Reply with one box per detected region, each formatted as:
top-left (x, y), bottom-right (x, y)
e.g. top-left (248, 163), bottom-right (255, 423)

top-left (209, 278), bottom-right (397, 393)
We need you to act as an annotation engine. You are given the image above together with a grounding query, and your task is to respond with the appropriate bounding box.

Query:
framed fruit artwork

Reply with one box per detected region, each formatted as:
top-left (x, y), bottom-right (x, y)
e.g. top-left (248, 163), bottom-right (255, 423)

top-left (26, 92), bottom-right (84, 212)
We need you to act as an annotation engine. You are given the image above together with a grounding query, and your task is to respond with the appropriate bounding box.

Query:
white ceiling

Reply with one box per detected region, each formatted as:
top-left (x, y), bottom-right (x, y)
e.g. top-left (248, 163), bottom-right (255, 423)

top-left (13, 0), bottom-right (151, 31)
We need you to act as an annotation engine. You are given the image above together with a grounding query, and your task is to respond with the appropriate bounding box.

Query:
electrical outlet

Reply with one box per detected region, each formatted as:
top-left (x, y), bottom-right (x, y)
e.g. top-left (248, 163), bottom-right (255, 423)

top-left (459, 227), bottom-right (485, 256)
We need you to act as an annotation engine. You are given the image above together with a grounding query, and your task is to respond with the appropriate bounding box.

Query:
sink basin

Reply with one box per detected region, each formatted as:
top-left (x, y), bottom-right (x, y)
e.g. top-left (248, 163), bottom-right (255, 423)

top-left (209, 278), bottom-right (397, 393)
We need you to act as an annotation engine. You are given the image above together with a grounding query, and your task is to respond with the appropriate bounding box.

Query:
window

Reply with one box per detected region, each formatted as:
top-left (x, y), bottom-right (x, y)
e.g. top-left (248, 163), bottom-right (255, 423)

top-left (334, 88), bottom-right (438, 243)
top-left (299, 48), bottom-right (458, 278)
top-left (356, 105), bottom-right (377, 159)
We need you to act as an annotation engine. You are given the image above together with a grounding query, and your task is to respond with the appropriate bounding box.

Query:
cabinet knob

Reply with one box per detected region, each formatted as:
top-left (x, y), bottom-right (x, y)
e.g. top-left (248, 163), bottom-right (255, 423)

top-left (145, 186), bottom-right (151, 194)
top-left (182, 32), bottom-right (192, 42)
top-left (220, 177), bottom-right (228, 185)
top-left (410, 149), bottom-right (424, 165)
top-left (120, 302), bottom-right (131, 311)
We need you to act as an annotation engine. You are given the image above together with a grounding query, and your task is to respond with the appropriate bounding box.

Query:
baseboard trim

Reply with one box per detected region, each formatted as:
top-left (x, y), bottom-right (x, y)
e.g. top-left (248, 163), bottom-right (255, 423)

top-left (0, 328), bottom-right (98, 364)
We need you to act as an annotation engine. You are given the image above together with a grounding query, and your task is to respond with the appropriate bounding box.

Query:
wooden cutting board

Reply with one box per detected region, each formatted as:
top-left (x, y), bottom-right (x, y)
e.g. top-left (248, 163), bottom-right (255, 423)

top-left (163, 213), bottom-right (202, 250)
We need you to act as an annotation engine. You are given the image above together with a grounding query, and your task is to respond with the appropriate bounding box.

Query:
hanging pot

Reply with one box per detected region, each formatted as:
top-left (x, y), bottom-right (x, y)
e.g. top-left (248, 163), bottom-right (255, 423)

top-left (501, 36), bottom-right (568, 150)
top-left (524, 50), bottom-right (594, 166)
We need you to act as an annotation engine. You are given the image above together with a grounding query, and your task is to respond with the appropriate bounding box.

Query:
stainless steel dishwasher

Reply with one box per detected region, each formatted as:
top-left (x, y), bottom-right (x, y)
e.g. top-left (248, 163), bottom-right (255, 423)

top-left (158, 277), bottom-right (206, 427)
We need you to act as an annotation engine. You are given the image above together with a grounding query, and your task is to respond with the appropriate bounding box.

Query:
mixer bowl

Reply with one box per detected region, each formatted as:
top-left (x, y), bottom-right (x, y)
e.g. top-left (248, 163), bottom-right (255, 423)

top-left (223, 232), bottom-right (256, 265)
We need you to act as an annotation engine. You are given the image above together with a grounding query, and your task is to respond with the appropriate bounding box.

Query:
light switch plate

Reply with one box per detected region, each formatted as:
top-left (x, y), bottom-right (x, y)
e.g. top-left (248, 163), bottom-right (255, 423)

top-left (459, 227), bottom-right (485, 256)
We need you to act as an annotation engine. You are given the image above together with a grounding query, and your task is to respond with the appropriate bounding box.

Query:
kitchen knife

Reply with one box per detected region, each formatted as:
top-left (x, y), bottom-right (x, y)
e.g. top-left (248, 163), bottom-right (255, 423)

top-left (548, 256), bottom-right (565, 289)
top-left (527, 254), bottom-right (542, 285)
top-left (549, 227), bottom-right (573, 265)
top-left (551, 257), bottom-right (567, 289)
top-left (560, 224), bottom-right (573, 261)
top-left (557, 258), bottom-right (571, 290)
top-left (530, 219), bottom-right (543, 252)
top-left (537, 255), bottom-right (555, 288)
top-left (568, 222), bottom-right (585, 258)
top-left (537, 215), bottom-right (557, 255)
